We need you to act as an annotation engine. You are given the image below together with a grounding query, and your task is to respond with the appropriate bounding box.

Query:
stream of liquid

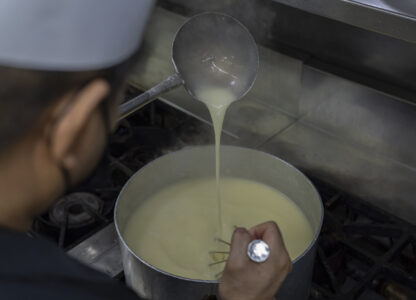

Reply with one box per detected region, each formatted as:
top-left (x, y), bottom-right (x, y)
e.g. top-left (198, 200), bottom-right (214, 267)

top-left (195, 88), bottom-right (235, 237)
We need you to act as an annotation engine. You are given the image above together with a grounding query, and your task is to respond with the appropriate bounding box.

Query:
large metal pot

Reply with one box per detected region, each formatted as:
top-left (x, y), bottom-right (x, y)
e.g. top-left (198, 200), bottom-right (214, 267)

top-left (115, 146), bottom-right (323, 300)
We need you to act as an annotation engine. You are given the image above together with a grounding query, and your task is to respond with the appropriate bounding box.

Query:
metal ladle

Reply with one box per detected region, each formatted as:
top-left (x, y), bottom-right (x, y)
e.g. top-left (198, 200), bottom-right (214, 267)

top-left (119, 12), bottom-right (259, 120)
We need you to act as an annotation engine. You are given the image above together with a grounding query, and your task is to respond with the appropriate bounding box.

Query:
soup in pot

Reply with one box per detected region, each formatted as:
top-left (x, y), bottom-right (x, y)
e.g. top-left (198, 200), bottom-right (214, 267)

top-left (123, 177), bottom-right (314, 280)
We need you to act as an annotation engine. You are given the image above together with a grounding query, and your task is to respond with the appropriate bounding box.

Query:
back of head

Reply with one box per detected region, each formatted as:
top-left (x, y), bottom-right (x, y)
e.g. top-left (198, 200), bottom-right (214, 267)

top-left (0, 0), bottom-right (155, 154)
top-left (0, 63), bottom-right (131, 153)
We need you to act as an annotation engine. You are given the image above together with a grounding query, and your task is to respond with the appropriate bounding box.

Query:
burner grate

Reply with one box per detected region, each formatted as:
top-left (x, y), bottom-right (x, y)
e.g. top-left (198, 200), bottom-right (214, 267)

top-left (309, 177), bottom-right (416, 300)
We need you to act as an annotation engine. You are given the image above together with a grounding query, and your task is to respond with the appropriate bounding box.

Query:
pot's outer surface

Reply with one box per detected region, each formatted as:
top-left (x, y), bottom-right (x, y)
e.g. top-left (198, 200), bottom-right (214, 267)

top-left (115, 146), bottom-right (323, 300)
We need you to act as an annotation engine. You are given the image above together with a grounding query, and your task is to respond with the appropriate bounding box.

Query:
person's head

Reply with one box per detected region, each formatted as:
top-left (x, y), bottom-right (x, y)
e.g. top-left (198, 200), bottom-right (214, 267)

top-left (0, 54), bottom-right (137, 227)
top-left (0, 0), bottom-right (155, 230)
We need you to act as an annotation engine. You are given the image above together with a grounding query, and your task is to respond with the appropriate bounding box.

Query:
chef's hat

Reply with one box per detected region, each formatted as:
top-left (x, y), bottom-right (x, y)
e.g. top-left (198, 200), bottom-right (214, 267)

top-left (0, 0), bottom-right (155, 71)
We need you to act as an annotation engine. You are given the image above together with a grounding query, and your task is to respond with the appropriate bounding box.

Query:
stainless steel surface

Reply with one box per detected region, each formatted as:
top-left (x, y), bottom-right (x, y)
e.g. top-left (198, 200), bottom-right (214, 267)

top-left (273, 0), bottom-right (416, 42)
top-left (269, 3), bottom-right (416, 97)
top-left (155, 1), bottom-right (416, 100)
top-left (298, 66), bottom-right (416, 169)
top-left (68, 224), bottom-right (123, 278)
top-left (115, 146), bottom-right (323, 300)
top-left (119, 73), bottom-right (182, 120)
top-left (260, 66), bottom-right (416, 225)
top-left (382, 0), bottom-right (416, 18)
top-left (267, 1), bottom-right (416, 100)
top-left (247, 240), bottom-right (270, 263)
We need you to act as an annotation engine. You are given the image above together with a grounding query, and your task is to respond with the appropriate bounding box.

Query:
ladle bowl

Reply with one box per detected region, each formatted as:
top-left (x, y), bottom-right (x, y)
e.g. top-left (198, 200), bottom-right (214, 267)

top-left (119, 12), bottom-right (259, 119)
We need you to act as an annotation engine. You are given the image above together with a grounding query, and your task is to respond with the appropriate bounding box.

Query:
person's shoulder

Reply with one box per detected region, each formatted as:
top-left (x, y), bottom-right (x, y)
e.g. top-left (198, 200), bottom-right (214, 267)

top-left (0, 228), bottom-right (139, 300)
top-left (0, 228), bottom-right (103, 280)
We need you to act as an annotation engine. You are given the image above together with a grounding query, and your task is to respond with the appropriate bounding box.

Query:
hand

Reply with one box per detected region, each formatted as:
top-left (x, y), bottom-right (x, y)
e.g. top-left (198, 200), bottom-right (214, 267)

top-left (219, 221), bottom-right (292, 300)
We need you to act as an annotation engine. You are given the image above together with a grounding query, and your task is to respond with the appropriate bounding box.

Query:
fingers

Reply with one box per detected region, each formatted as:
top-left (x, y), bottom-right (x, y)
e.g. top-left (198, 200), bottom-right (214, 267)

top-left (248, 221), bottom-right (287, 254)
top-left (250, 222), bottom-right (293, 275)
top-left (227, 223), bottom-right (291, 272)
top-left (248, 221), bottom-right (278, 239)
top-left (226, 227), bottom-right (252, 268)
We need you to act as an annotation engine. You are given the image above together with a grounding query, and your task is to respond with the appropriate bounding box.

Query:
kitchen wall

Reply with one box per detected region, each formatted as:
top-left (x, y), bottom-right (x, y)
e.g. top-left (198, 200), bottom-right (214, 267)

top-left (156, 0), bottom-right (416, 103)
top-left (129, 7), bottom-right (416, 224)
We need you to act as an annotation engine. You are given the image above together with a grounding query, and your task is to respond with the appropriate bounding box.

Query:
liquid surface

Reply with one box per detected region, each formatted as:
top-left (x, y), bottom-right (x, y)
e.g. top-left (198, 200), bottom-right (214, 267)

top-left (195, 87), bottom-right (236, 236)
top-left (124, 177), bottom-right (314, 280)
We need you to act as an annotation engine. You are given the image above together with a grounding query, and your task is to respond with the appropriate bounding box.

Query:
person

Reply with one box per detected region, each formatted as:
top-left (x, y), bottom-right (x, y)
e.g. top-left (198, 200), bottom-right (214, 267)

top-left (0, 1), bottom-right (292, 299)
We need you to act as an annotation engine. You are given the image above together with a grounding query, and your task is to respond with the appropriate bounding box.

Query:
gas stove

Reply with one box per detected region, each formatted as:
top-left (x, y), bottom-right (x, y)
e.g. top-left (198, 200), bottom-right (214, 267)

top-left (309, 179), bottom-right (416, 300)
top-left (31, 87), bottom-right (416, 299)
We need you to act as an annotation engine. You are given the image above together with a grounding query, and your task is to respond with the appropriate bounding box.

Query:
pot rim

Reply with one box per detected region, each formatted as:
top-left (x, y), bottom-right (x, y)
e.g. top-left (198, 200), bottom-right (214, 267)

top-left (114, 145), bottom-right (324, 284)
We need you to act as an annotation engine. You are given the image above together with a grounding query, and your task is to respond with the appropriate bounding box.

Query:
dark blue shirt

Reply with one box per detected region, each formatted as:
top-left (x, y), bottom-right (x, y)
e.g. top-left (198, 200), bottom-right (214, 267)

top-left (0, 228), bottom-right (139, 300)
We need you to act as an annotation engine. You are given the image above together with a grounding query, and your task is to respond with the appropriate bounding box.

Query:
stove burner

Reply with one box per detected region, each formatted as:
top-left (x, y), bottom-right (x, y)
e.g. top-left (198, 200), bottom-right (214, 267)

top-left (49, 193), bottom-right (103, 229)
top-left (309, 177), bottom-right (416, 300)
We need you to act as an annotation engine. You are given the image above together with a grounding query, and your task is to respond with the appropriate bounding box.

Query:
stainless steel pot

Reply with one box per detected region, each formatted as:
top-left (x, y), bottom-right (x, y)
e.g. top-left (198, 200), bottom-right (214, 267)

top-left (115, 146), bottom-right (323, 300)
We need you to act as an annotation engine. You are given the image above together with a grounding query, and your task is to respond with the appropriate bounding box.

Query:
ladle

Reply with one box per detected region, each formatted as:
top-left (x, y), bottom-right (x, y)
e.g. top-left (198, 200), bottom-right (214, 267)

top-left (119, 12), bottom-right (259, 120)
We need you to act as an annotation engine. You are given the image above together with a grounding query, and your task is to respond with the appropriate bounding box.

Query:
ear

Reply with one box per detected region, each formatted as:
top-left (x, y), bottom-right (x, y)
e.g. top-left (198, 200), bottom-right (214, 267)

top-left (49, 79), bottom-right (110, 170)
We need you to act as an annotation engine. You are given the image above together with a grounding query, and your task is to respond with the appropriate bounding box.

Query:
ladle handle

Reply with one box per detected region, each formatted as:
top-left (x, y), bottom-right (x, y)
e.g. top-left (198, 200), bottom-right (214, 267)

top-left (119, 73), bottom-right (183, 120)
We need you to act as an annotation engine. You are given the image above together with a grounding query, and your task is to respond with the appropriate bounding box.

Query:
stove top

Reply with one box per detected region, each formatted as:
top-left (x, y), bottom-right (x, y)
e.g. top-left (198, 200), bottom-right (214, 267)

top-left (31, 88), bottom-right (416, 299)
top-left (309, 179), bottom-right (416, 299)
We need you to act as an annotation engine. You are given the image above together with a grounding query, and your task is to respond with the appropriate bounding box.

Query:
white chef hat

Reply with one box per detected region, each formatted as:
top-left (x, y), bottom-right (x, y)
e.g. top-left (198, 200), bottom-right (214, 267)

top-left (0, 0), bottom-right (155, 71)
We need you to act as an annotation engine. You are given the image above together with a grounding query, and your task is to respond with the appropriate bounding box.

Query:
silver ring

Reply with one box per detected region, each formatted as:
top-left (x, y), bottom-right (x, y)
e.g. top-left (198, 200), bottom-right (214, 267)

top-left (247, 239), bottom-right (270, 263)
